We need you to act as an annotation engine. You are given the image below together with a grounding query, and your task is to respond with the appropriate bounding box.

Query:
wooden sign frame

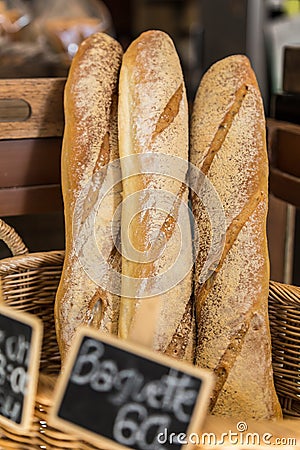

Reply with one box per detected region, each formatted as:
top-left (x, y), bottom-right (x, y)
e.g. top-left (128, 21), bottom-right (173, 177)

top-left (50, 327), bottom-right (215, 450)
top-left (0, 305), bottom-right (43, 432)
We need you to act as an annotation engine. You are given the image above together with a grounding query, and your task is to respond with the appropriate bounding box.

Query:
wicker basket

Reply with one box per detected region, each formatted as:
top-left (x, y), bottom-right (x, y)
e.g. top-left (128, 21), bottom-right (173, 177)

top-left (269, 280), bottom-right (300, 418)
top-left (0, 219), bottom-right (102, 450)
top-left (0, 219), bottom-right (299, 448)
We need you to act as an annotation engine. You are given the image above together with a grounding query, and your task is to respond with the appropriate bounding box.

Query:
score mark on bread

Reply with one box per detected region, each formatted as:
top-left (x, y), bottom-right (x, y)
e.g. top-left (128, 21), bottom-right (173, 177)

top-left (152, 84), bottom-right (183, 140)
top-left (201, 84), bottom-right (248, 175)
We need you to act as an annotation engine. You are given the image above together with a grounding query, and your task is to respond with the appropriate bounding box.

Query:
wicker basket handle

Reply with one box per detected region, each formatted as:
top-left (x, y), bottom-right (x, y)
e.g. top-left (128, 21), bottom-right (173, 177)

top-left (0, 218), bottom-right (28, 256)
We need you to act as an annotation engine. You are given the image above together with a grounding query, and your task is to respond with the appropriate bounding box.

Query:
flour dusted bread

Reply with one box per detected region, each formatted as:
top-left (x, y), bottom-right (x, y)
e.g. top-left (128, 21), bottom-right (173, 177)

top-left (118, 30), bottom-right (194, 360)
top-left (191, 55), bottom-right (282, 419)
top-left (54, 33), bottom-right (123, 365)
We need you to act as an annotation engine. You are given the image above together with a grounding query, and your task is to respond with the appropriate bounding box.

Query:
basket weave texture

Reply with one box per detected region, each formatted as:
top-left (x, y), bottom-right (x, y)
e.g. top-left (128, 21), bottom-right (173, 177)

top-left (269, 280), bottom-right (300, 418)
top-left (0, 219), bottom-right (299, 447)
top-left (0, 219), bottom-right (102, 449)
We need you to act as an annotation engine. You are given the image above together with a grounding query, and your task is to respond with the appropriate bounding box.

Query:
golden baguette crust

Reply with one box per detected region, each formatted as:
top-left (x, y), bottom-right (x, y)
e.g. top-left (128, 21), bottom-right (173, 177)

top-left (118, 30), bottom-right (194, 360)
top-left (54, 32), bottom-right (123, 365)
top-left (191, 55), bottom-right (282, 419)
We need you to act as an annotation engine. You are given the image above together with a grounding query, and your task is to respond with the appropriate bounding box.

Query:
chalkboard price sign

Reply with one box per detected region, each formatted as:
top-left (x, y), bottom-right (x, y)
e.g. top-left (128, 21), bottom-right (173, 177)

top-left (50, 328), bottom-right (214, 450)
top-left (0, 306), bottom-right (42, 431)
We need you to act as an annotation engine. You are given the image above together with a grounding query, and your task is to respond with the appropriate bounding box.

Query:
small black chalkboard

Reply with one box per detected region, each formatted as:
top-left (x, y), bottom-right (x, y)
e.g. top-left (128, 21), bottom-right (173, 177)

top-left (50, 328), bottom-right (214, 450)
top-left (0, 306), bottom-right (42, 431)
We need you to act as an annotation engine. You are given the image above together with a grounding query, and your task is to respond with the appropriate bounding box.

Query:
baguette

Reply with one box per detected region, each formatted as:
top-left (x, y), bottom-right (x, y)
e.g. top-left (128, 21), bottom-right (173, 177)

top-left (118, 30), bottom-right (195, 360)
top-left (54, 32), bottom-right (123, 365)
top-left (191, 55), bottom-right (282, 419)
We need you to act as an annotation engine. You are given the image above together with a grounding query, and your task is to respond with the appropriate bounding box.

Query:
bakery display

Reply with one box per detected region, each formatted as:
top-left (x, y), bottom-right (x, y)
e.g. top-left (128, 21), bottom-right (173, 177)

top-left (44, 18), bottom-right (103, 56)
top-left (117, 30), bottom-right (195, 360)
top-left (190, 55), bottom-right (282, 420)
top-left (54, 32), bottom-right (123, 365)
top-left (51, 29), bottom-right (287, 427)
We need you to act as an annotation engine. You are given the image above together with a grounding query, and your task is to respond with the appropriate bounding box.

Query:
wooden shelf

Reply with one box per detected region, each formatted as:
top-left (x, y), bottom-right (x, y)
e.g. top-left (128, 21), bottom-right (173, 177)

top-left (0, 78), bottom-right (66, 216)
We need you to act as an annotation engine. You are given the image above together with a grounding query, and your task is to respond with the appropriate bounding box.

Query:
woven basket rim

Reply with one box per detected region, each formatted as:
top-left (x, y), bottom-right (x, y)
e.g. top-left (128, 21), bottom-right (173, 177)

top-left (269, 279), bottom-right (300, 291)
top-left (269, 279), bottom-right (300, 305)
top-left (0, 249), bottom-right (65, 274)
top-left (0, 218), bottom-right (28, 256)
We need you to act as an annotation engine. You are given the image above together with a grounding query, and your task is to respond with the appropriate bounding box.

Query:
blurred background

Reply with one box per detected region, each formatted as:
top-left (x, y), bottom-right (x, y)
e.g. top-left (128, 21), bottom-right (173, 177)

top-left (0, 0), bottom-right (299, 285)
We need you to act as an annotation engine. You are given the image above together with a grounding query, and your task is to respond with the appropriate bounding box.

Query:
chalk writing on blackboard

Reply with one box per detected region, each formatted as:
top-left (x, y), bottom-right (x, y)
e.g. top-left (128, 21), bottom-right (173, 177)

top-left (0, 306), bottom-right (42, 430)
top-left (51, 328), bottom-right (214, 450)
